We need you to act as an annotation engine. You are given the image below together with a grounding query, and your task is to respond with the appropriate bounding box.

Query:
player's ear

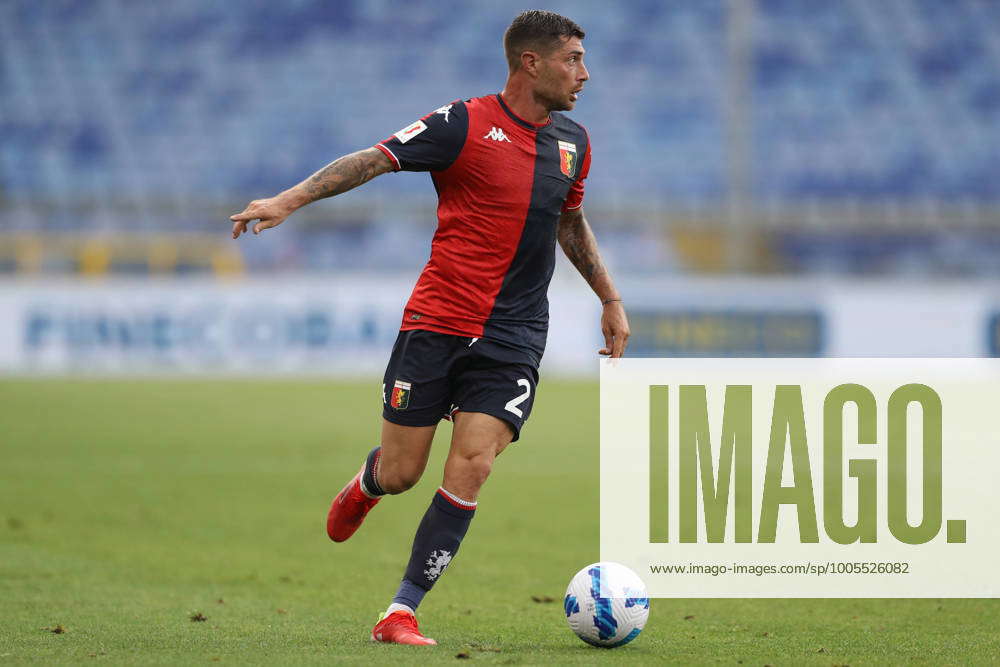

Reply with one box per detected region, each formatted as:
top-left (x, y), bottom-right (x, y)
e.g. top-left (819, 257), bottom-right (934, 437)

top-left (520, 50), bottom-right (541, 76)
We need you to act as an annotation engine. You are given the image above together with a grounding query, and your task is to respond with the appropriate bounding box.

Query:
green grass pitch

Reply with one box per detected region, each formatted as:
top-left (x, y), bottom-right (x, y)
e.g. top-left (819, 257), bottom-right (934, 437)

top-left (1, 378), bottom-right (997, 664)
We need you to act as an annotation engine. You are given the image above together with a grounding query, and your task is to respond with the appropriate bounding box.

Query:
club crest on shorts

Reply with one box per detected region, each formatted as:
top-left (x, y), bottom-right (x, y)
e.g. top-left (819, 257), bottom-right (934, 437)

top-left (558, 140), bottom-right (577, 178)
top-left (391, 379), bottom-right (412, 410)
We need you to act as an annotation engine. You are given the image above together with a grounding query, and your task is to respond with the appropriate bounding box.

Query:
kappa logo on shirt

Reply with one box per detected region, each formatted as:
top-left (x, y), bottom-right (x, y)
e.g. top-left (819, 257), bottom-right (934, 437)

top-left (483, 126), bottom-right (512, 143)
top-left (435, 104), bottom-right (453, 123)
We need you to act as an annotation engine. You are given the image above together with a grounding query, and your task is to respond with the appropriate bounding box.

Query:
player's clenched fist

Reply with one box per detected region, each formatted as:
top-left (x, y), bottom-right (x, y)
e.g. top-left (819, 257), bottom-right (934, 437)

top-left (229, 197), bottom-right (294, 239)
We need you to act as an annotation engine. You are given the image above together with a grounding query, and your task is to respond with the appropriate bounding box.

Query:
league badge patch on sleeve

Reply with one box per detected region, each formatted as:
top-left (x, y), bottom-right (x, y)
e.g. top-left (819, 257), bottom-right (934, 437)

top-left (390, 379), bottom-right (412, 410)
top-left (394, 120), bottom-right (428, 144)
top-left (558, 140), bottom-right (578, 178)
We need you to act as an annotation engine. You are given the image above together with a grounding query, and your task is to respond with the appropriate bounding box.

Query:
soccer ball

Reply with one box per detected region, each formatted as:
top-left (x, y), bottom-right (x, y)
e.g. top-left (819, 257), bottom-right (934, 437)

top-left (564, 561), bottom-right (650, 648)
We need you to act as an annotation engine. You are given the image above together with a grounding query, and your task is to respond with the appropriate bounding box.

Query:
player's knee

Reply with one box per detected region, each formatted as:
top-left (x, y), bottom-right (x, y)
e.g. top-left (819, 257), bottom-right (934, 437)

top-left (379, 463), bottom-right (423, 494)
top-left (458, 453), bottom-right (495, 492)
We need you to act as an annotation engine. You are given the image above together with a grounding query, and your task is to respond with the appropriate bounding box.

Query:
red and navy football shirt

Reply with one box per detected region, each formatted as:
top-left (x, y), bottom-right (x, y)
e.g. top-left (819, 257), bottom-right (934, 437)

top-left (375, 94), bottom-right (591, 365)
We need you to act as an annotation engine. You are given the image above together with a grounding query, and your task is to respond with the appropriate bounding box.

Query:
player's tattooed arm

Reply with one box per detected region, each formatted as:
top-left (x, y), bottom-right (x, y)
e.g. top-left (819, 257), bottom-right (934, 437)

top-left (557, 207), bottom-right (613, 293)
top-left (229, 147), bottom-right (393, 238)
top-left (299, 147), bottom-right (394, 202)
top-left (557, 207), bottom-right (630, 357)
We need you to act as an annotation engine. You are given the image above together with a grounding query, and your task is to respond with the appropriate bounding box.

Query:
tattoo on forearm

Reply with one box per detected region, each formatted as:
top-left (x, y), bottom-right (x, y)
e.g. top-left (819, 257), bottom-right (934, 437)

top-left (303, 148), bottom-right (390, 202)
top-left (558, 209), bottom-right (606, 286)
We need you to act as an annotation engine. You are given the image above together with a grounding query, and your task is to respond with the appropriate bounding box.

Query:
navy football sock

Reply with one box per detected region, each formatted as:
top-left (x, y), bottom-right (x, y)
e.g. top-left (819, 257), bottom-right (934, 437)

top-left (391, 578), bottom-right (427, 611)
top-left (360, 446), bottom-right (385, 497)
top-left (392, 488), bottom-right (476, 610)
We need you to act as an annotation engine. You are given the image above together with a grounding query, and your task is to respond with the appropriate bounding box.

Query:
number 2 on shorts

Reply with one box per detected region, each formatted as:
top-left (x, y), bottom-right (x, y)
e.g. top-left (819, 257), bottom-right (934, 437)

top-left (504, 378), bottom-right (531, 418)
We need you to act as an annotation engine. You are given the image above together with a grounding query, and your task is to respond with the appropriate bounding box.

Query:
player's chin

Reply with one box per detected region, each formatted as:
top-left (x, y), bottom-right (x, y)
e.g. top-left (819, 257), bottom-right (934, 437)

top-left (554, 98), bottom-right (575, 112)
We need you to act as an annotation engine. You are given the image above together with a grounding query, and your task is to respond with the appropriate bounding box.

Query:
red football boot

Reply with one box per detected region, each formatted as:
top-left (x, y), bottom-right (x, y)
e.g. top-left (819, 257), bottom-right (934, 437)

top-left (371, 610), bottom-right (437, 646)
top-left (326, 468), bottom-right (381, 542)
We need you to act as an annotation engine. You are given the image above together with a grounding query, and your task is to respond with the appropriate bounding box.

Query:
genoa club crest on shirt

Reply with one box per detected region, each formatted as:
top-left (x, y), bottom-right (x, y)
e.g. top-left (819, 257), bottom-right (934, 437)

top-left (391, 379), bottom-right (411, 410)
top-left (558, 140), bottom-right (577, 178)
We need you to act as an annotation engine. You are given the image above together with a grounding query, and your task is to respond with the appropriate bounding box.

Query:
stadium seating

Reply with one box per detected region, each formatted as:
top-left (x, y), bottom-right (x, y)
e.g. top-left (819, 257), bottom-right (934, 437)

top-left (0, 0), bottom-right (997, 273)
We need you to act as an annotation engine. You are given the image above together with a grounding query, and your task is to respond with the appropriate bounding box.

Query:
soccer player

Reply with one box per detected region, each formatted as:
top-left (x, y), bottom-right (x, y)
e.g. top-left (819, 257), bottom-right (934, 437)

top-left (230, 10), bottom-right (629, 645)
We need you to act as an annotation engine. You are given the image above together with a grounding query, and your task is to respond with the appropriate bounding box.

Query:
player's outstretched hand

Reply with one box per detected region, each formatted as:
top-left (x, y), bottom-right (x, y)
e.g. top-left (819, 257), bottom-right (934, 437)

top-left (599, 301), bottom-right (630, 358)
top-left (229, 197), bottom-right (295, 239)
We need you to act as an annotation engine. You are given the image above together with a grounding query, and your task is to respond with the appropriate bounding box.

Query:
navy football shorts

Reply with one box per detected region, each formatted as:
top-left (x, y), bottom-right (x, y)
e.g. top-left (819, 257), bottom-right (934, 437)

top-left (381, 329), bottom-right (540, 441)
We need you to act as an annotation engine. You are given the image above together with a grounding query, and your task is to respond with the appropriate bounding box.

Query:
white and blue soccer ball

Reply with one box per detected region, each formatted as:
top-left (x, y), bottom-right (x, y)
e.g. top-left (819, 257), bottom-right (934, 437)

top-left (564, 561), bottom-right (650, 648)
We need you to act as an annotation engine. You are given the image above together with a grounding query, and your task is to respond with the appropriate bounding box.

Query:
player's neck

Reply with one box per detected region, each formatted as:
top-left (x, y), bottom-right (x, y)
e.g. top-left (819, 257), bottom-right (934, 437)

top-left (499, 83), bottom-right (551, 126)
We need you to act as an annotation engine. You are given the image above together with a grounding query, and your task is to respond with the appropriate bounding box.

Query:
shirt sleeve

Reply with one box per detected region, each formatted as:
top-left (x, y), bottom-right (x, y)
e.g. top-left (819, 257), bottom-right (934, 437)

top-left (561, 137), bottom-right (591, 212)
top-left (376, 100), bottom-right (468, 172)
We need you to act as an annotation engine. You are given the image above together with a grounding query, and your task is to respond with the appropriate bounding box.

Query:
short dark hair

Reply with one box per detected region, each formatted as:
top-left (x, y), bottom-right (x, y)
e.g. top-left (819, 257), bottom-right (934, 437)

top-left (503, 10), bottom-right (585, 71)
